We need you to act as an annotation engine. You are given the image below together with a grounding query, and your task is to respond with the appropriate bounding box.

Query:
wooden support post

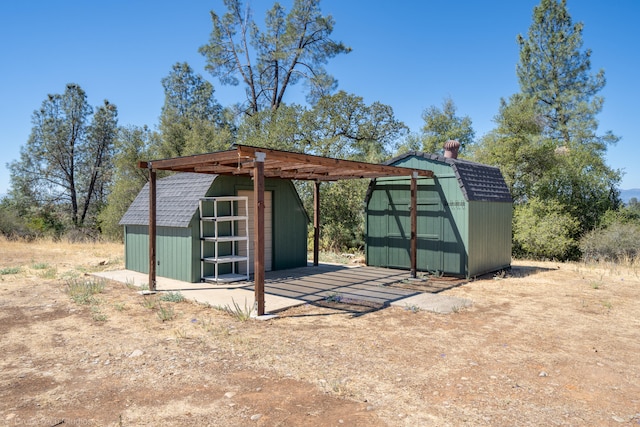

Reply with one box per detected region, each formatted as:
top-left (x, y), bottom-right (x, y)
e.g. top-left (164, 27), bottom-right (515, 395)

top-left (253, 152), bottom-right (266, 316)
top-left (313, 181), bottom-right (320, 267)
top-left (148, 166), bottom-right (157, 291)
top-left (410, 172), bottom-right (418, 279)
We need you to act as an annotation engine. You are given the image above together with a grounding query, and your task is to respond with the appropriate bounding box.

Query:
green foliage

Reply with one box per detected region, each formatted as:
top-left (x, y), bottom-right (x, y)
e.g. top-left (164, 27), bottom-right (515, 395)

top-left (222, 298), bottom-right (253, 321)
top-left (237, 93), bottom-right (407, 252)
top-left (513, 197), bottom-right (579, 260)
top-left (474, 0), bottom-right (621, 260)
top-left (8, 84), bottom-right (118, 230)
top-left (158, 62), bottom-right (233, 158)
top-left (66, 277), bottom-right (106, 305)
top-left (156, 302), bottom-right (176, 322)
top-left (159, 291), bottom-right (185, 303)
top-left (580, 217), bottom-right (640, 262)
top-left (97, 125), bottom-right (159, 240)
top-left (318, 180), bottom-right (367, 251)
top-left (199, 0), bottom-right (350, 114)
top-left (418, 97), bottom-right (475, 155)
top-left (0, 266), bottom-right (21, 275)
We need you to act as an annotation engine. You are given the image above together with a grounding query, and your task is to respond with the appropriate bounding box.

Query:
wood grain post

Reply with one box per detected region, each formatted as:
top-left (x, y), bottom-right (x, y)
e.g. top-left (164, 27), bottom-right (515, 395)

top-left (410, 172), bottom-right (418, 279)
top-left (253, 152), bottom-right (266, 316)
top-left (313, 181), bottom-right (320, 267)
top-left (148, 166), bottom-right (157, 291)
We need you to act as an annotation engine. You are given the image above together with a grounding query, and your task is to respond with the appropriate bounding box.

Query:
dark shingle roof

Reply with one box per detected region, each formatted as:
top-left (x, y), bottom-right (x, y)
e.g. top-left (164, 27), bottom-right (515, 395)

top-left (119, 173), bottom-right (217, 227)
top-left (384, 152), bottom-right (512, 202)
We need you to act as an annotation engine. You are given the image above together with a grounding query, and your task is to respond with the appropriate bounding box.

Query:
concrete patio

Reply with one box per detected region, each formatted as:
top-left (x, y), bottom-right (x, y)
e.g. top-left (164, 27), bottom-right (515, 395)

top-left (94, 263), bottom-right (472, 315)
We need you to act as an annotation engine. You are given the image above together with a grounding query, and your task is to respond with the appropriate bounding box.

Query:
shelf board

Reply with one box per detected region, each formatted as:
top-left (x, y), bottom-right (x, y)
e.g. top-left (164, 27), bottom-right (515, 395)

top-left (201, 273), bottom-right (248, 284)
top-left (202, 236), bottom-right (248, 243)
top-left (201, 215), bottom-right (248, 222)
top-left (202, 255), bottom-right (248, 263)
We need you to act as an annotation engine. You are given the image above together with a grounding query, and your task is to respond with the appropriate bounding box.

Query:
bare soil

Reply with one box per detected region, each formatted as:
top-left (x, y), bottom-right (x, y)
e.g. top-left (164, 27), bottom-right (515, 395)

top-left (1, 239), bottom-right (639, 426)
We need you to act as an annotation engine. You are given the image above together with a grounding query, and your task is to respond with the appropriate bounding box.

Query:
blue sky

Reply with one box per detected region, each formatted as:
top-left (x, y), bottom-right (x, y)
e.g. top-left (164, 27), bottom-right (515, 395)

top-left (1, 0), bottom-right (638, 196)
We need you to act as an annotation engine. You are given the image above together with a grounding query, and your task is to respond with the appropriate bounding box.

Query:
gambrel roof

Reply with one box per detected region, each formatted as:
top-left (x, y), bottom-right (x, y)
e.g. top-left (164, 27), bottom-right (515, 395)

top-left (382, 151), bottom-right (512, 203)
top-left (119, 173), bottom-right (216, 227)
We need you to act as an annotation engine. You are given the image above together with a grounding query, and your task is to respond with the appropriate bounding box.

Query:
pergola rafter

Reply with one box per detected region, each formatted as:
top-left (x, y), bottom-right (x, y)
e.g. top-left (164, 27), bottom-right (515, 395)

top-left (139, 144), bottom-right (433, 316)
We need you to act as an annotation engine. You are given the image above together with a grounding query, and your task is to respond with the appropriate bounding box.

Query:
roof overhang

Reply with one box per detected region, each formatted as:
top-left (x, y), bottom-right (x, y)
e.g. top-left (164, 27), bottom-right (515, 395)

top-left (138, 144), bottom-right (433, 181)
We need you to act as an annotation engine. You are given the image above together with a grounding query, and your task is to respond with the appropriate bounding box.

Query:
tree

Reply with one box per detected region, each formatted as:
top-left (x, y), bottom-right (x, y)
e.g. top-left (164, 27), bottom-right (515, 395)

top-left (199, 0), bottom-right (350, 115)
top-left (515, 0), bottom-right (620, 233)
top-left (158, 62), bottom-right (233, 158)
top-left (235, 91), bottom-right (407, 251)
top-left (8, 84), bottom-right (118, 230)
top-left (474, 94), bottom-right (556, 203)
top-left (419, 97), bottom-right (475, 155)
top-left (98, 125), bottom-right (160, 240)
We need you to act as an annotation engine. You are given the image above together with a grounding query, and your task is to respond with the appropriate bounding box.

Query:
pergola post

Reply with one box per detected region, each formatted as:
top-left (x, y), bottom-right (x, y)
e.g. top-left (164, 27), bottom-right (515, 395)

top-left (313, 181), bottom-right (321, 266)
top-left (148, 166), bottom-right (157, 292)
top-left (253, 152), bottom-right (266, 316)
top-left (410, 172), bottom-right (418, 279)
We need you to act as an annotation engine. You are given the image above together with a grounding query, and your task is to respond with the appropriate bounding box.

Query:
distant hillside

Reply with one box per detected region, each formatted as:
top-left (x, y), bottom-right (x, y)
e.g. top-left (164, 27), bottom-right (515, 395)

top-left (620, 188), bottom-right (640, 204)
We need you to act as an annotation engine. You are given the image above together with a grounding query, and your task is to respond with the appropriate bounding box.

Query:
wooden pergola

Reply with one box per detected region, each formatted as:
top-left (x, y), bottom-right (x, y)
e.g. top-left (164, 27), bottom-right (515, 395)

top-left (138, 144), bottom-right (433, 315)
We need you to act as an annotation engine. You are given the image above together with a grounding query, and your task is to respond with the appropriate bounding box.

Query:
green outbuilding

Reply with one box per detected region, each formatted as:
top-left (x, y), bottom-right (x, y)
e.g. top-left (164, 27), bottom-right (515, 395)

top-left (365, 146), bottom-right (513, 277)
top-left (119, 172), bottom-right (309, 283)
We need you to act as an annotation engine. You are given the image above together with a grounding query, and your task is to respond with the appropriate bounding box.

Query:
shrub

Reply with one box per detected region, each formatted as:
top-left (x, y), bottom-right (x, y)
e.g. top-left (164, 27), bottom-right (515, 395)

top-left (580, 222), bottom-right (640, 262)
top-left (513, 197), bottom-right (579, 260)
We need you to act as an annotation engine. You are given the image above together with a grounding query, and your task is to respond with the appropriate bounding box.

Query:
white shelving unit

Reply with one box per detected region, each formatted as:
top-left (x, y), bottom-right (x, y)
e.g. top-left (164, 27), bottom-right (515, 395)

top-left (199, 196), bottom-right (250, 283)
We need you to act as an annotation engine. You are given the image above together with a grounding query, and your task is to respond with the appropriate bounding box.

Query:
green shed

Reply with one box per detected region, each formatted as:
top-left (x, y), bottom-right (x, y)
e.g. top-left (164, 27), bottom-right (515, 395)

top-left (365, 149), bottom-right (512, 277)
top-left (119, 172), bottom-right (309, 283)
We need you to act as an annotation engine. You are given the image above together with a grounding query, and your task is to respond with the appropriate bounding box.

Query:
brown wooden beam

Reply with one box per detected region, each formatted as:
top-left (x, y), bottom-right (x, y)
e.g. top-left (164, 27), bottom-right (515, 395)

top-left (313, 181), bottom-right (321, 267)
top-left (148, 167), bottom-right (157, 291)
top-left (253, 152), bottom-right (266, 316)
top-left (410, 172), bottom-right (418, 279)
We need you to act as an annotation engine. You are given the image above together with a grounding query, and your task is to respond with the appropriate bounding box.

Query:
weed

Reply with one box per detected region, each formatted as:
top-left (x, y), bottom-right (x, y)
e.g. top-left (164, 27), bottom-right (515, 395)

top-left (223, 298), bottom-right (253, 321)
top-left (601, 300), bottom-right (612, 311)
top-left (66, 277), bottom-right (106, 305)
top-left (159, 291), bottom-right (185, 303)
top-left (90, 306), bottom-right (108, 322)
top-left (114, 302), bottom-right (127, 311)
top-left (173, 327), bottom-right (189, 340)
top-left (156, 303), bottom-right (175, 322)
top-left (404, 304), bottom-right (421, 313)
top-left (324, 292), bottom-right (343, 303)
top-left (451, 305), bottom-right (461, 313)
top-left (0, 266), bottom-right (21, 275)
top-left (141, 296), bottom-right (157, 309)
top-left (37, 267), bottom-right (57, 279)
top-left (125, 278), bottom-right (143, 290)
top-left (590, 281), bottom-right (601, 290)
top-left (31, 262), bottom-right (49, 270)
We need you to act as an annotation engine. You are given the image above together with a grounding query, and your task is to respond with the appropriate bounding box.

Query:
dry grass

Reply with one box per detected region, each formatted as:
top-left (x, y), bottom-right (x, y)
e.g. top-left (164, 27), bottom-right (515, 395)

top-left (1, 239), bottom-right (639, 426)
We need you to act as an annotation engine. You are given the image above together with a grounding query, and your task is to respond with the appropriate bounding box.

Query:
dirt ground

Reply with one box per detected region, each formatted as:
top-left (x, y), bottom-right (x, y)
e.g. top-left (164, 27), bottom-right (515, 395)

top-left (1, 239), bottom-right (639, 426)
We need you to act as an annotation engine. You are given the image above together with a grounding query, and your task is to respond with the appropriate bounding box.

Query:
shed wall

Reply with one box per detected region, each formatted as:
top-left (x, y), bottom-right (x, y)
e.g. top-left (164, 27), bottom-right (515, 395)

top-left (366, 172), bottom-right (469, 275)
top-left (467, 201), bottom-right (512, 276)
top-left (124, 224), bottom-right (198, 282)
top-left (366, 154), bottom-right (512, 277)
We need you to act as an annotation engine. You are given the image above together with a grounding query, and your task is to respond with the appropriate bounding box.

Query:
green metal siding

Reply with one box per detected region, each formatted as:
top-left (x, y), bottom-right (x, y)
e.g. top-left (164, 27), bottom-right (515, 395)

top-left (124, 224), bottom-right (197, 282)
top-left (366, 155), bottom-right (511, 277)
top-left (366, 176), bottom-right (468, 275)
top-left (467, 201), bottom-right (512, 277)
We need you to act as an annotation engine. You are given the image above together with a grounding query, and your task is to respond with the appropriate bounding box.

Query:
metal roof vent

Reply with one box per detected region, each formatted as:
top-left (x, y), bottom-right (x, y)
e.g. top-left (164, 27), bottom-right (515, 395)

top-left (444, 140), bottom-right (460, 159)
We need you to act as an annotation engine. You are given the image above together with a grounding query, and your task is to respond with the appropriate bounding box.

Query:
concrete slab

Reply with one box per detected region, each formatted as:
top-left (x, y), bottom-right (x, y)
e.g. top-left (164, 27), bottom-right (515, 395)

top-left (391, 292), bottom-right (473, 314)
top-left (94, 265), bottom-right (473, 315)
top-left (93, 270), bottom-right (302, 314)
